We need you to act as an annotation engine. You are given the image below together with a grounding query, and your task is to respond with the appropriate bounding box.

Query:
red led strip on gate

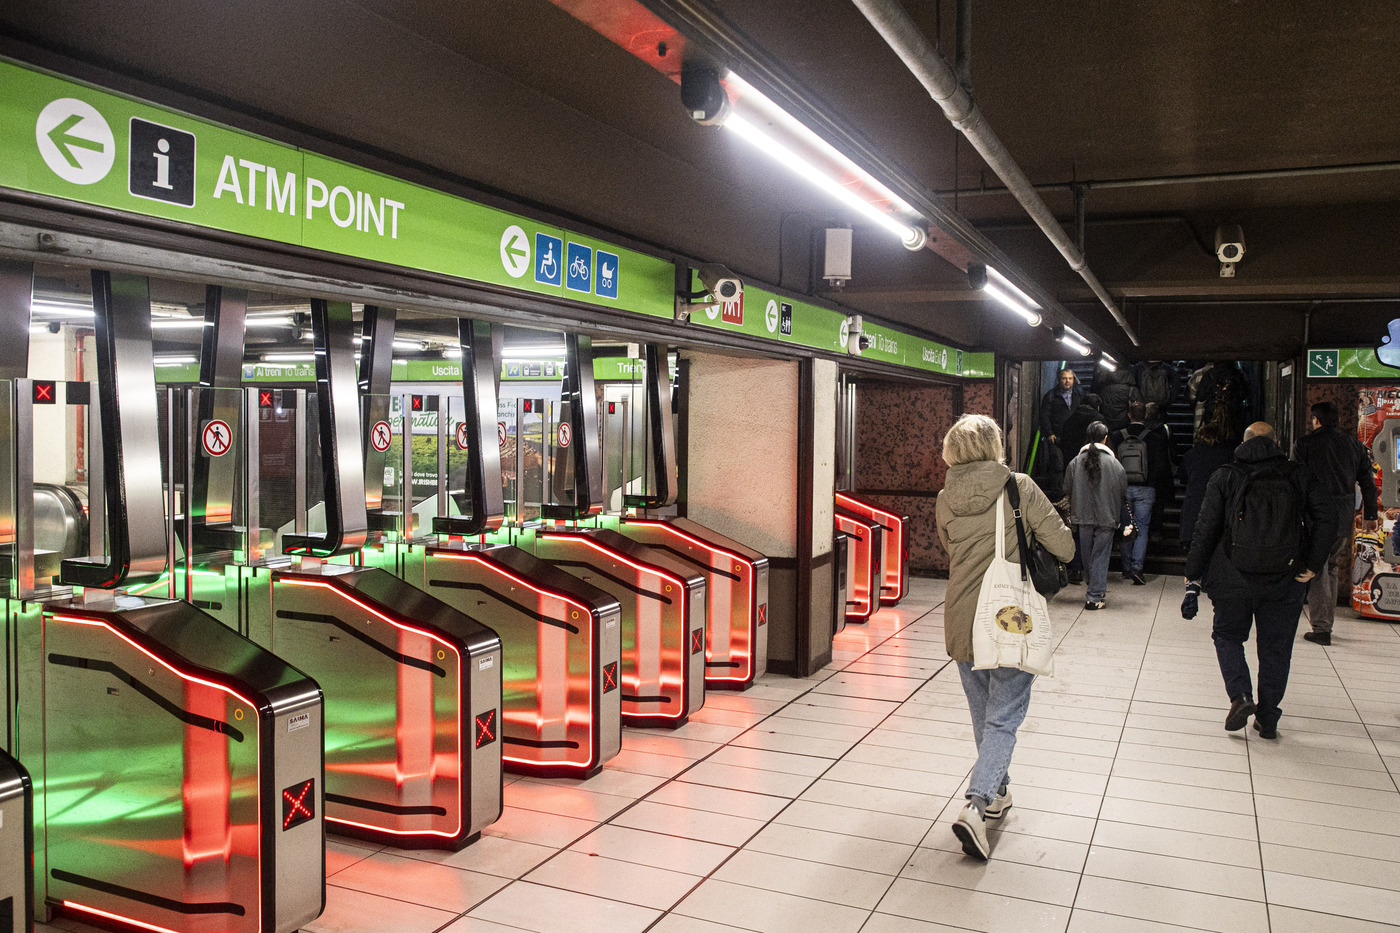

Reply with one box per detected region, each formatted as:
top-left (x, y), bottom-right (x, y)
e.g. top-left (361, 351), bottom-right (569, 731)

top-left (834, 515), bottom-right (875, 619)
top-left (277, 579), bottom-right (465, 839)
top-left (51, 613), bottom-right (265, 932)
top-left (837, 493), bottom-right (904, 602)
top-left (431, 552), bottom-right (599, 772)
top-left (62, 903), bottom-right (182, 933)
top-left (538, 534), bottom-right (690, 720)
top-left (624, 520), bottom-right (756, 683)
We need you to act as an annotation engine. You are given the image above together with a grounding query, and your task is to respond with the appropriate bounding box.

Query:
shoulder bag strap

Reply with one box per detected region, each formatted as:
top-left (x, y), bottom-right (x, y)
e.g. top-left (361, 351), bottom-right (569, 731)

top-left (1004, 476), bottom-right (1032, 582)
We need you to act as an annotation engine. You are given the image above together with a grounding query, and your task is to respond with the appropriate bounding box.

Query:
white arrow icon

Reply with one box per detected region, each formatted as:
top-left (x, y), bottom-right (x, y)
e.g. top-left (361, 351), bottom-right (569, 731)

top-left (500, 225), bottom-right (530, 278)
top-left (36, 98), bottom-right (114, 185)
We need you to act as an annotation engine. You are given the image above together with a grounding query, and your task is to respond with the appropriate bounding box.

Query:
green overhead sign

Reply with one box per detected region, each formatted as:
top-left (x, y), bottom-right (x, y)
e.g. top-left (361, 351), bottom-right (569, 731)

top-left (1306, 348), bottom-right (1400, 379)
top-left (0, 57), bottom-right (674, 318)
top-left (2, 57), bottom-right (992, 380)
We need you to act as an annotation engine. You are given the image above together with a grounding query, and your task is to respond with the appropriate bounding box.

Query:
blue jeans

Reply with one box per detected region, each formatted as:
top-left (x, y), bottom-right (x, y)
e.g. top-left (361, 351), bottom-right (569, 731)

top-left (957, 662), bottom-right (1036, 803)
top-left (1079, 525), bottom-right (1114, 602)
top-left (1120, 485), bottom-right (1156, 574)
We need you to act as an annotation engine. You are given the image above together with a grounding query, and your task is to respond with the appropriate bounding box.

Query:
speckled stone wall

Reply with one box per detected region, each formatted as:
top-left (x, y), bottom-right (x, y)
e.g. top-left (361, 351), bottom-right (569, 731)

top-left (853, 381), bottom-right (994, 575)
top-left (683, 354), bottom-right (799, 557)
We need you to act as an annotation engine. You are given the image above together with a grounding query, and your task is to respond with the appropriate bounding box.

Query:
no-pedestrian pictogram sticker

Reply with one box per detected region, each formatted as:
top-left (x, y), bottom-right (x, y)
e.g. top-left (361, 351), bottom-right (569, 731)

top-left (455, 422), bottom-right (471, 451)
top-left (497, 421), bottom-right (508, 448)
top-left (201, 419), bottom-right (232, 457)
top-left (557, 421), bottom-right (572, 448)
top-left (370, 420), bottom-right (392, 452)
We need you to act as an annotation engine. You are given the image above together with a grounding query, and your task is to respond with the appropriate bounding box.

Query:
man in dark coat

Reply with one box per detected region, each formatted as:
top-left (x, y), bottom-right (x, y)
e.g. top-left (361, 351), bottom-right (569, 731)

top-left (1292, 401), bottom-right (1379, 644)
top-left (1039, 368), bottom-right (1082, 449)
top-left (1095, 368), bottom-right (1142, 432)
top-left (1184, 422), bottom-right (1336, 739)
top-left (1058, 393), bottom-right (1103, 462)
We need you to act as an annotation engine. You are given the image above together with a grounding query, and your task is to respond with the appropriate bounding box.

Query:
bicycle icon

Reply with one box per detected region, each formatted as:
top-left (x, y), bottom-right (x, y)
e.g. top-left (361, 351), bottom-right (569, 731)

top-left (569, 256), bottom-right (589, 280)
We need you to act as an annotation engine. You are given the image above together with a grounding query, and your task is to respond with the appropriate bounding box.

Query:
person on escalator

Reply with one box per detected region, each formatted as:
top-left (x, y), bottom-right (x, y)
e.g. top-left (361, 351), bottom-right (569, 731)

top-left (1064, 422), bottom-right (1127, 609)
top-left (1038, 368), bottom-right (1082, 453)
top-left (935, 414), bottom-right (1075, 860)
top-left (1057, 393), bottom-right (1103, 463)
top-left (1110, 401), bottom-right (1173, 585)
top-left (1179, 422), bottom-right (1232, 549)
top-left (1095, 368), bottom-right (1142, 433)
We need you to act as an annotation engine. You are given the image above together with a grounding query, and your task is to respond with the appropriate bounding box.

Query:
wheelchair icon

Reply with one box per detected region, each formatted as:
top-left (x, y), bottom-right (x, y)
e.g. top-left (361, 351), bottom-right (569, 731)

top-left (538, 243), bottom-right (557, 280)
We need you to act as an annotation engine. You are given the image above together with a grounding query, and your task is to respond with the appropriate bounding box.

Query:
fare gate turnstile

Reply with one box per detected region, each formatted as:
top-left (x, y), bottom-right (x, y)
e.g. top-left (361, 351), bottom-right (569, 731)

top-left (267, 568), bottom-right (502, 848)
top-left (42, 599), bottom-right (323, 933)
top-left (533, 528), bottom-right (705, 727)
top-left (242, 302), bottom-right (503, 850)
top-left (615, 517), bottom-right (768, 690)
top-left (421, 543), bottom-right (621, 778)
top-left (835, 510), bottom-right (882, 624)
top-left (836, 493), bottom-right (907, 607)
top-left (0, 750), bottom-right (33, 933)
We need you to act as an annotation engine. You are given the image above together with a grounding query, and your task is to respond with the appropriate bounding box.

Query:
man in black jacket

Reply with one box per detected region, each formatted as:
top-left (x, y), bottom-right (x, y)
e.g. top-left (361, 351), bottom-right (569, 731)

top-left (1184, 422), bottom-right (1336, 739)
top-left (1111, 401), bottom-right (1174, 584)
top-left (1039, 368), bottom-right (1082, 449)
top-left (1292, 401), bottom-right (1379, 645)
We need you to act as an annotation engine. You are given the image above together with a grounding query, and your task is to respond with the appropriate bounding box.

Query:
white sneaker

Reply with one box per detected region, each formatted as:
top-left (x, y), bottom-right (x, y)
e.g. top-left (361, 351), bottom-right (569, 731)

top-left (952, 803), bottom-right (990, 859)
top-left (984, 788), bottom-right (1013, 819)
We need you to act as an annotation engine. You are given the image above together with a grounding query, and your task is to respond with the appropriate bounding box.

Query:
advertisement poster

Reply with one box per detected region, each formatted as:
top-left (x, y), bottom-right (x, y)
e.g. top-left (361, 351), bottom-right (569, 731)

top-left (1352, 387), bottom-right (1400, 618)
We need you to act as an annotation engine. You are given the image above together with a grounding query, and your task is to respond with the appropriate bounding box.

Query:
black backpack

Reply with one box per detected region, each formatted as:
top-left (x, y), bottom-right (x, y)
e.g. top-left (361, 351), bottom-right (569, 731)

top-left (1224, 462), bottom-right (1306, 574)
top-left (1116, 430), bottom-right (1150, 485)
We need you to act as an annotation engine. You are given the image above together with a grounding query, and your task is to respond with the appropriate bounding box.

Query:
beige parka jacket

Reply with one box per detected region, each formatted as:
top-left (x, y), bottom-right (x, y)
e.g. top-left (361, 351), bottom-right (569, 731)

top-left (935, 461), bottom-right (1077, 662)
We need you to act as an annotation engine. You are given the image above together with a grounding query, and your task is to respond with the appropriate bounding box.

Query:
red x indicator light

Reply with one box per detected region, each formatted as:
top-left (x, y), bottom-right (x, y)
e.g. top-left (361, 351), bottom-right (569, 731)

top-left (32, 381), bottom-right (56, 404)
top-left (758, 604), bottom-right (767, 626)
top-left (259, 390), bottom-right (274, 408)
top-left (603, 661), bottom-right (618, 693)
top-left (474, 709), bottom-right (497, 748)
top-left (691, 629), bottom-right (704, 655)
top-left (411, 394), bottom-right (424, 411)
top-left (282, 779), bottom-right (315, 830)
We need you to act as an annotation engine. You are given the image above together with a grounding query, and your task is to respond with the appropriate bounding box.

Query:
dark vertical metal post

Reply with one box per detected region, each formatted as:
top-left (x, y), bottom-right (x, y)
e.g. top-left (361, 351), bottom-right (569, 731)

top-left (61, 271), bottom-right (167, 588)
top-left (192, 285), bottom-right (246, 533)
top-left (282, 300), bottom-right (367, 557)
top-left (543, 333), bottom-right (603, 520)
top-left (359, 306), bottom-right (396, 514)
top-left (433, 319), bottom-right (504, 535)
top-left (623, 344), bottom-right (677, 510)
top-left (0, 261), bottom-right (33, 381)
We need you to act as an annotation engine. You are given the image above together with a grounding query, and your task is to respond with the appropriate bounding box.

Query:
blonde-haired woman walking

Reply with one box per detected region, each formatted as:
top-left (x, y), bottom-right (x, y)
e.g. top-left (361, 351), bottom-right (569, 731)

top-left (935, 414), bottom-right (1075, 859)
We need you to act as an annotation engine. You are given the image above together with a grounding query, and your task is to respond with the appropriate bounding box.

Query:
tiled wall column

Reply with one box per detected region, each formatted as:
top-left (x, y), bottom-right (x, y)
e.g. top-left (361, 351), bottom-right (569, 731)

top-left (681, 352), bottom-right (837, 675)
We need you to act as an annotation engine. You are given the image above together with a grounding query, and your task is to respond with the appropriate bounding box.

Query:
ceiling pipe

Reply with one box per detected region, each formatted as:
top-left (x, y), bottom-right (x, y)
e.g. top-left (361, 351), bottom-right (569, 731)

top-left (850, 0), bottom-right (1141, 347)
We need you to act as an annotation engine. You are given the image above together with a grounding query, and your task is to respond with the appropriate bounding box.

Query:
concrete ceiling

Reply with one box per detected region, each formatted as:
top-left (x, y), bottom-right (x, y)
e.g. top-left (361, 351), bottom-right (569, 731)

top-left (3, 0), bottom-right (1398, 362)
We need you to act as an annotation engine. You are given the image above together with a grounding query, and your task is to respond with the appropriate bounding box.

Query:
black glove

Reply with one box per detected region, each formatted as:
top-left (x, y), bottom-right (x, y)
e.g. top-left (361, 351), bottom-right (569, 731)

top-left (1181, 582), bottom-right (1201, 620)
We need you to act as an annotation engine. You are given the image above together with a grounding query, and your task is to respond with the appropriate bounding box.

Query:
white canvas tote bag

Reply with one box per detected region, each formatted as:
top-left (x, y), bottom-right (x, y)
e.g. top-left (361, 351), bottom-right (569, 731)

top-left (971, 493), bottom-right (1056, 676)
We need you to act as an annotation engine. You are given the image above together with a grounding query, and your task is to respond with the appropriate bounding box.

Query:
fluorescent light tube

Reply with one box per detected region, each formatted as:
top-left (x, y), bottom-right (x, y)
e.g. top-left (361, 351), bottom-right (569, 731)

top-left (1058, 334), bottom-right (1091, 356)
top-left (982, 282), bottom-right (1043, 327)
top-left (724, 113), bottom-right (926, 249)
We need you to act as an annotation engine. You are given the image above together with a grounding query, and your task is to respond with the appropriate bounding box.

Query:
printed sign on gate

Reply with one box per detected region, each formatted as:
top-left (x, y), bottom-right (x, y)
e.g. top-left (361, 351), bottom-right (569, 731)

top-left (455, 422), bottom-right (471, 451)
top-left (201, 419), bottom-right (232, 457)
top-left (497, 421), bottom-right (508, 448)
top-left (557, 421), bottom-right (572, 449)
top-left (370, 420), bottom-right (392, 452)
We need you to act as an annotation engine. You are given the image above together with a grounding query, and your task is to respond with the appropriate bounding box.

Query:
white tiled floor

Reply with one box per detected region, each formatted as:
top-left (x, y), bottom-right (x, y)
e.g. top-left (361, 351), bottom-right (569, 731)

top-left (40, 575), bottom-right (1400, 933)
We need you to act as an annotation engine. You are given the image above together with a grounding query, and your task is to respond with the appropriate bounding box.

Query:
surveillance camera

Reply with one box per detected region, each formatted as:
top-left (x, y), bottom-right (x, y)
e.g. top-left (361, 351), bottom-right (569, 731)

top-left (1215, 223), bottom-right (1244, 277)
top-left (697, 264), bottom-right (742, 303)
top-left (681, 66), bottom-right (732, 127)
top-left (844, 315), bottom-right (867, 355)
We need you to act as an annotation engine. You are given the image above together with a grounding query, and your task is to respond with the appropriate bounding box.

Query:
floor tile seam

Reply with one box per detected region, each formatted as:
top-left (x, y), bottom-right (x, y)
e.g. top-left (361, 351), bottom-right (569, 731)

top-left (445, 591), bottom-right (943, 930)
top-left (321, 877), bottom-right (475, 923)
top-left (1075, 862), bottom-right (1271, 903)
top-left (1312, 617), bottom-right (1400, 795)
top-left (631, 596), bottom-right (952, 931)
top-left (1070, 575), bottom-right (1166, 919)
